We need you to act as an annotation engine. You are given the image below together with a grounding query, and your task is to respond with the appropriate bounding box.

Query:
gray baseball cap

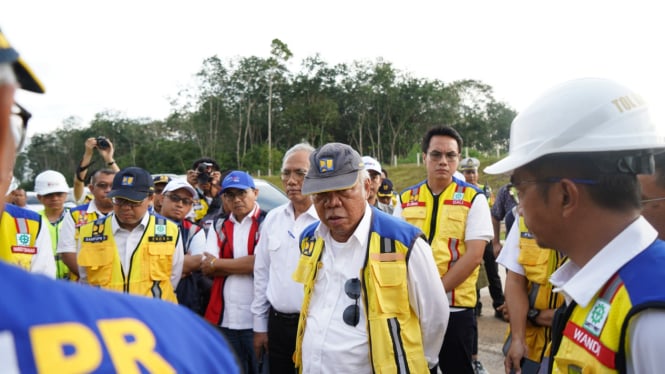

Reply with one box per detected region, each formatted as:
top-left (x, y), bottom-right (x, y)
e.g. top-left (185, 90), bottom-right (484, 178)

top-left (302, 143), bottom-right (365, 195)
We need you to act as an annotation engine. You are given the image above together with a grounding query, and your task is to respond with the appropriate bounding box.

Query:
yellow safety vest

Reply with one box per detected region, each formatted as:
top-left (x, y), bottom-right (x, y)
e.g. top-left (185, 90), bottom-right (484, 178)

top-left (551, 241), bottom-right (665, 373)
top-left (192, 192), bottom-right (210, 223)
top-left (0, 205), bottom-right (41, 271)
top-left (78, 214), bottom-right (179, 303)
top-left (292, 212), bottom-right (429, 373)
top-left (399, 179), bottom-right (479, 307)
top-left (38, 209), bottom-right (70, 279)
top-left (503, 217), bottom-right (566, 363)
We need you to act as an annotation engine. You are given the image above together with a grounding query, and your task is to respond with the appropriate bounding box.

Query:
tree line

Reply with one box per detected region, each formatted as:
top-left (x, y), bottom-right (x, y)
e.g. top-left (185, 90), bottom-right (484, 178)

top-left (16, 39), bottom-right (517, 188)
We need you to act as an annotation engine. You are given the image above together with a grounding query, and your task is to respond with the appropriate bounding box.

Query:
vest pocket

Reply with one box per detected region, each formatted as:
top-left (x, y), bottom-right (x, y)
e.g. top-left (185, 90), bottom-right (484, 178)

top-left (553, 356), bottom-right (590, 373)
top-left (518, 245), bottom-right (551, 284)
top-left (369, 261), bottom-right (409, 315)
top-left (402, 206), bottom-right (427, 231)
top-left (148, 243), bottom-right (173, 280)
top-left (441, 209), bottom-right (465, 238)
top-left (78, 246), bottom-right (114, 286)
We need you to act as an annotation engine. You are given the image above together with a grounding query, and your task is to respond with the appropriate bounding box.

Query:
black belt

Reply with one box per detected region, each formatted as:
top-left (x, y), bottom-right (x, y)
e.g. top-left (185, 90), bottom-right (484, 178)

top-left (270, 307), bottom-right (299, 320)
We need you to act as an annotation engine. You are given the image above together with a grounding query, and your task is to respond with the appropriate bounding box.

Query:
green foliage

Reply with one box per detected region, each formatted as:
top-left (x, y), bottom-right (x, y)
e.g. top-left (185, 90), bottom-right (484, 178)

top-left (19, 39), bottom-right (517, 188)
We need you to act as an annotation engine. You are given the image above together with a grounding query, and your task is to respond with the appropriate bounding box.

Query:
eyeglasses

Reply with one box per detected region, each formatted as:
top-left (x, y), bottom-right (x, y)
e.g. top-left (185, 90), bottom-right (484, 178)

top-left (165, 193), bottom-right (194, 206)
top-left (280, 168), bottom-right (307, 181)
top-left (427, 150), bottom-right (459, 163)
top-left (11, 102), bottom-right (31, 152)
top-left (93, 182), bottom-right (112, 190)
top-left (509, 176), bottom-right (598, 189)
top-left (641, 196), bottom-right (665, 205)
top-left (223, 189), bottom-right (248, 200)
top-left (312, 185), bottom-right (358, 204)
top-left (343, 278), bottom-right (361, 326)
top-left (111, 197), bottom-right (144, 207)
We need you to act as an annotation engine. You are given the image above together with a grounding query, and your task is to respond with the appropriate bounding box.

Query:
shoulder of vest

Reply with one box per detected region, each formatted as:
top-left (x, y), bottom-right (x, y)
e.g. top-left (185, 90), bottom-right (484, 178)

top-left (399, 180), bottom-right (428, 196)
top-left (72, 203), bottom-right (90, 212)
top-left (371, 209), bottom-right (421, 245)
top-left (301, 220), bottom-right (320, 240)
top-left (618, 241), bottom-right (665, 302)
top-left (452, 177), bottom-right (483, 194)
top-left (5, 204), bottom-right (41, 221)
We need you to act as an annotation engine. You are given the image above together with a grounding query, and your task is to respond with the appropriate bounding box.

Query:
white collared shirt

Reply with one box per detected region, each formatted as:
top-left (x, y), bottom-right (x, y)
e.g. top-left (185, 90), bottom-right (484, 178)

top-left (302, 203), bottom-right (449, 373)
top-left (57, 200), bottom-right (109, 254)
top-left (78, 212), bottom-right (184, 289)
top-left (549, 216), bottom-right (665, 373)
top-left (31, 215), bottom-right (56, 278)
top-left (206, 204), bottom-right (261, 329)
top-left (496, 220), bottom-right (524, 275)
top-left (252, 201), bottom-right (319, 332)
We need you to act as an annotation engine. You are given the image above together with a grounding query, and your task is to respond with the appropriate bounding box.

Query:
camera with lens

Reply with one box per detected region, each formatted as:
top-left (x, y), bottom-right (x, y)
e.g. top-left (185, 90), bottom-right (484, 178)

top-left (96, 136), bottom-right (110, 150)
top-left (196, 162), bottom-right (213, 185)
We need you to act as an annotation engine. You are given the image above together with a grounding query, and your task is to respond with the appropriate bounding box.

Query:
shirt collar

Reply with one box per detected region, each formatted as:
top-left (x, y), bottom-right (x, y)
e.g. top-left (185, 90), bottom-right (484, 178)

top-left (230, 203), bottom-right (259, 225)
top-left (550, 216), bottom-right (658, 307)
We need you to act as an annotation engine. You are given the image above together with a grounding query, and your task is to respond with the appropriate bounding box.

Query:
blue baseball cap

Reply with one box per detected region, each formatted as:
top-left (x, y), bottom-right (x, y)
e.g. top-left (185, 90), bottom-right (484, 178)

top-left (107, 167), bottom-right (154, 201)
top-left (222, 171), bottom-right (255, 192)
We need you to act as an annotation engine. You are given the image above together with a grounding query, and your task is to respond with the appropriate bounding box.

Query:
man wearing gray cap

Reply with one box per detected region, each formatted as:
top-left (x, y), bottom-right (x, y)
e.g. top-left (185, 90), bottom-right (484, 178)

top-left (77, 166), bottom-right (184, 302)
top-left (292, 142), bottom-right (449, 373)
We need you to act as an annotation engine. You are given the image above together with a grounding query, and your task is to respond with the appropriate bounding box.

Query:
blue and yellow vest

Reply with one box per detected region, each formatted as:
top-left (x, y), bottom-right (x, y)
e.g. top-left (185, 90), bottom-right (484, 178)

top-left (0, 204), bottom-right (42, 272)
top-left (38, 209), bottom-right (70, 279)
top-left (503, 217), bottom-right (566, 363)
top-left (293, 210), bottom-right (429, 373)
top-left (77, 214), bottom-right (180, 303)
top-left (399, 178), bottom-right (481, 307)
top-left (551, 240), bottom-right (665, 373)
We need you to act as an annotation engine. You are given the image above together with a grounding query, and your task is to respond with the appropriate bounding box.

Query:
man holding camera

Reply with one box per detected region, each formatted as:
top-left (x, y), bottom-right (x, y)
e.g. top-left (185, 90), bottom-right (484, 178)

top-left (73, 136), bottom-right (120, 203)
top-left (186, 157), bottom-right (223, 224)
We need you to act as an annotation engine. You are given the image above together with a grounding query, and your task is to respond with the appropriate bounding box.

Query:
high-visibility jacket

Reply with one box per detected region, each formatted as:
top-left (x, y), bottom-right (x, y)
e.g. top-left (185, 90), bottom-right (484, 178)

top-left (78, 214), bottom-right (179, 303)
top-left (551, 240), bottom-right (665, 373)
top-left (503, 217), bottom-right (566, 363)
top-left (0, 204), bottom-right (42, 271)
top-left (399, 178), bottom-right (481, 307)
top-left (38, 209), bottom-right (70, 279)
top-left (293, 210), bottom-right (429, 373)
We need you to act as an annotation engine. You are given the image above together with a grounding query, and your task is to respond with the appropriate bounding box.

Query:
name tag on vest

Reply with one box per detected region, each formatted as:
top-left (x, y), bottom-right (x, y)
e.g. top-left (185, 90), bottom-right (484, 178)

top-left (148, 236), bottom-right (173, 242)
top-left (11, 246), bottom-right (37, 254)
top-left (84, 235), bottom-right (108, 243)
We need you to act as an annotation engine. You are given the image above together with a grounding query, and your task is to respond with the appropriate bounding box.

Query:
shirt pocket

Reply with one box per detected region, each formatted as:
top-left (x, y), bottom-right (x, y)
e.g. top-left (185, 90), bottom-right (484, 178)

top-left (78, 246), bottom-right (115, 286)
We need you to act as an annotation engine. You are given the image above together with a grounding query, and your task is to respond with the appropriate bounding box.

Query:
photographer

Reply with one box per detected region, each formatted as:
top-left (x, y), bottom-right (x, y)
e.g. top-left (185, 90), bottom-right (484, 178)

top-left (186, 157), bottom-right (222, 223)
top-left (73, 136), bottom-right (120, 203)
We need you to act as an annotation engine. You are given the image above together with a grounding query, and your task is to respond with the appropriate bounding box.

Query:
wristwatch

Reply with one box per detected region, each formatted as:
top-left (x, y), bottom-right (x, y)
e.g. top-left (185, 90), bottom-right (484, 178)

top-left (527, 308), bottom-right (540, 326)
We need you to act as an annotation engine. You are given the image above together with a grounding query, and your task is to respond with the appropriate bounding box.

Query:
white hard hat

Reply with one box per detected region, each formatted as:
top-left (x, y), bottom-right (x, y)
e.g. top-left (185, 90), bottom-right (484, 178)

top-left (35, 170), bottom-right (69, 195)
top-left (362, 156), bottom-right (382, 174)
top-left (485, 78), bottom-right (665, 175)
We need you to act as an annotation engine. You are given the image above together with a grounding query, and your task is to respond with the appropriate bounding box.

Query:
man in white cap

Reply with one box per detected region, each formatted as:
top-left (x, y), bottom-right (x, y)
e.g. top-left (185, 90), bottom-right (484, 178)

top-left (485, 78), bottom-right (665, 373)
top-left (35, 169), bottom-right (71, 279)
top-left (362, 155), bottom-right (392, 213)
top-left (0, 27), bottom-right (240, 374)
top-left (160, 178), bottom-right (209, 314)
top-left (77, 166), bottom-right (184, 302)
top-left (292, 142), bottom-right (448, 373)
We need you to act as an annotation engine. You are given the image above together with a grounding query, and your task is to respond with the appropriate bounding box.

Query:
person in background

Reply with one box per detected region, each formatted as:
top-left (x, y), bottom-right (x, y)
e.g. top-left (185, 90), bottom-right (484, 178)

top-left (394, 126), bottom-right (493, 374)
top-left (362, 155), bottom-right (392, 213)
top-left (491, 182), bottom-right (519, 258)
top-left (252, 143), bottom-right (318, 373)
top-left (77, 167), bottom-right (184, 302)
top-left (186, 157), bottom-right (223, 223)
top-left (73, 136), bottom-right (120, 203)
top-left (293, 142), bottom-right (449, 373)
top-left (57, 168), bottom-right (116, 279)
top-left (0, 29), bottom-right (239, 373)
top-left (159, 178), bottom-right (210, 314)
top-left (376, 178), bottom-right (395, 213)
top-left (6, 187), bottom-right (26, 207)
top-left (152, 174), bottom-right (171, 215)
top-left (202, 171), bottom-right (266, 374)
top-left (34, 170), bottom-right (71, 279)
top-left (485, 78), bottom-right (665, 373)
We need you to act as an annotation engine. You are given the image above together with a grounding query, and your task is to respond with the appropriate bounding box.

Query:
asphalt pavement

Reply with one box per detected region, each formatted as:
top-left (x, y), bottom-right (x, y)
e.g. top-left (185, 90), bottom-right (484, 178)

top-left (477, 286), bottom-right (508, 374)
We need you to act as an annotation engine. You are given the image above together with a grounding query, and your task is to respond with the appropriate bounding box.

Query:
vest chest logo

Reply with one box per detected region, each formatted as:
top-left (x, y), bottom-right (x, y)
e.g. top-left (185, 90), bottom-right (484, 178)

top-left (155, 224), bottom-right (166, 236)
top-left (85, 223), bottom-right (108, 242)
top-left (453, 192), bottom-right (464, 201)
top-left (76, 214), bottom-right (89, 227)
top-left (300, 237), bottom-right (316, 256)
top-left (583, 299), bottom-right (610, 336)
top-left (16, 233), bottom-right (30, 246)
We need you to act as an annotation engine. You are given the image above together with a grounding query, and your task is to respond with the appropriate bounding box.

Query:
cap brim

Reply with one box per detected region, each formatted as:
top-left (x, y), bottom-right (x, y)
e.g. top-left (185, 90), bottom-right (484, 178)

top-left (222, 183), bottom-right (253, 192)
top-left (484, 155), bottom-right (525, 175)
top-left (107, 189), bottom-right (148, 202)
top-left (13, 58), bottom-right (44, 93)
top-left (302, 171), bottom-right (359, 195)
top-left (37, 187), bottom-right (69, 196)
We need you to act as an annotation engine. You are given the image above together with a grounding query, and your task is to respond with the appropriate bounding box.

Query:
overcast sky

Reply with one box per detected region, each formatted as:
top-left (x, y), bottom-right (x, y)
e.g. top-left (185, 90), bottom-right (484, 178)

top-left (3, 0), bottom-right (664, 138)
